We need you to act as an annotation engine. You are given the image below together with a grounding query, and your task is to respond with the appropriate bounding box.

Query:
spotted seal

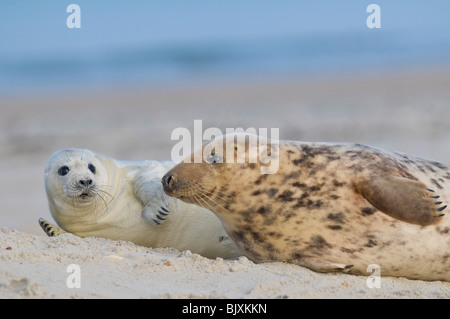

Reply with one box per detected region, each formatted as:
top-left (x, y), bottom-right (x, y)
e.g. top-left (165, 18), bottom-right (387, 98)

top-left (41, 148), bottom-right (241, 259)
top-left (162, 133), bottom-right (450, 281)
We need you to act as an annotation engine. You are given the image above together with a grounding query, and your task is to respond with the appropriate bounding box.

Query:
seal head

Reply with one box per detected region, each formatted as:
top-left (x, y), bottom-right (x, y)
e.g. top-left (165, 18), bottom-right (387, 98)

top-left (45, 149), bottom-right (114, 218)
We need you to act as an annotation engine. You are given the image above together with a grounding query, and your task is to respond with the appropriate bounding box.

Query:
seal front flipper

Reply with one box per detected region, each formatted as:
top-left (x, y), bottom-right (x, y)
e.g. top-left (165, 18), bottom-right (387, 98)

top-left (355, 175), bottom-right (447, 226)
top-left (38, 218), bottom-right (67, 237)
top-left (294, 256), bottom-right (353, 273)
top-left (134, 175), bottom-right (171, 226)
top-left (139, 190), bottom-right (171, 226)
top-left (141, 201), bottom-right (170, 226)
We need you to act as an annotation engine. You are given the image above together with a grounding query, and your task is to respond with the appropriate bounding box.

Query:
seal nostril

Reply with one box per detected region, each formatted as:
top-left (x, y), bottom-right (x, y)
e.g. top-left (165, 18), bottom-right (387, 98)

top-left (162, 173), bottom-right (174, 191)
top-left (79, 179), bottom-right (92, 186)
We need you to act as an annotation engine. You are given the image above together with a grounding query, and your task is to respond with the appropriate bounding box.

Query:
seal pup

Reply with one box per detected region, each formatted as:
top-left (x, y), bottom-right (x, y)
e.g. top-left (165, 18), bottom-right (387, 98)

top-left (42, 148), bottom-right (241, 259)
top-left (162, 133), bottom-right (450, 281)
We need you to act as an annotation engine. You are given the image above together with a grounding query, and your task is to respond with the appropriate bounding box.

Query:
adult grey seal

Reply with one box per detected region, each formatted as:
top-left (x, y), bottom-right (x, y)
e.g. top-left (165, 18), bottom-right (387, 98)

top-left (41, 148), bottom-right (241, 259)
top-left (162, 133), bottom-right (450, 281)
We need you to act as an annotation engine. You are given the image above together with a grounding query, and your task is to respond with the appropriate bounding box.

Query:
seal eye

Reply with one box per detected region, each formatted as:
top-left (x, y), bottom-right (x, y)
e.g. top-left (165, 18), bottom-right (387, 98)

top-left (58, 166), bottom-right (70, 176)
top-left (88, 163), bottom-right (96, 174)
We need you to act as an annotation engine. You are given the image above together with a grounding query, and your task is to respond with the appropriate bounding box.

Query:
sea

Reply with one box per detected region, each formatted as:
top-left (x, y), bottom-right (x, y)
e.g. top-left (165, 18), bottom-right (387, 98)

top-left (0, 0), bottom-right (450, 95)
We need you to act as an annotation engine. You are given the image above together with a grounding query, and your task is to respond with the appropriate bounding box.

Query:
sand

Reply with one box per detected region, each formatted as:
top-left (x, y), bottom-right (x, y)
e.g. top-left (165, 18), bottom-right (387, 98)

top-left (1, 228), bottom-right (449, 299)
top-left (1, 67), bottom-right (450, 299)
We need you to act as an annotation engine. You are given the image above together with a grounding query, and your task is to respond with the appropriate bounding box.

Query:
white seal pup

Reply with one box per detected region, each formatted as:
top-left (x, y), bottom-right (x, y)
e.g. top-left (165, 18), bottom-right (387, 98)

top-left (42, 148), bottom-right (241, 259)
top-left (162, 133), bottom-right (450, 281)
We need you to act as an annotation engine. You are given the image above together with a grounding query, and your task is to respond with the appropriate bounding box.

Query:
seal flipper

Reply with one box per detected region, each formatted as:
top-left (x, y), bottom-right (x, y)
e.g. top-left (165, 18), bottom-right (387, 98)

top-left (356, 175), bottom-right (446, 226)
top-left (141, 202), bottom-right (170, 226)
top-left (38, 218), bottom-right (67, 237)
top-left (134, 175), bottom-right (171, 227)
top-left (294, 256), bottom-right (353, 273)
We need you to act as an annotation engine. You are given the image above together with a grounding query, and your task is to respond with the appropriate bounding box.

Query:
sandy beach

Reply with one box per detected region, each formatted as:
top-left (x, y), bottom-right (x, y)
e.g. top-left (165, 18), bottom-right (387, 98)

top-left (1, 68), bottom-right (450, 299)
top-left (1, 228), bottom-right (449, 299)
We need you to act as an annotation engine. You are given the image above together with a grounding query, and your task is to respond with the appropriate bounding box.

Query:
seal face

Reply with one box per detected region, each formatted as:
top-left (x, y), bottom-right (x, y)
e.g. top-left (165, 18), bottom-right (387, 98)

top-left (162, 134), bottom-right (450, 281)
top-left (44, 148), bottom-right (241, 259)
top-left (46, 149), bottom-right (109, 211)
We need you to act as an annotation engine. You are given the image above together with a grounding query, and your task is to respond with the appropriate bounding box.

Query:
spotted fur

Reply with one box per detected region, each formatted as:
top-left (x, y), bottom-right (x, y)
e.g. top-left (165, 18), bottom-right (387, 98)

top-left (163, 135), bottom-right (450, 281)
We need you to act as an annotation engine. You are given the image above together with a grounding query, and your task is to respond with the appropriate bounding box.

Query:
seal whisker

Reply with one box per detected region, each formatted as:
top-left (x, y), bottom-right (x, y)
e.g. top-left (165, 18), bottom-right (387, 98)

top-left (96, 186), bottom-right (114, 211)
top-left (196, 184), bottom-right (235, 206)
top-left (196, 189), bottom-right (234, 215)
top-left (194, 193), bottom-right (222, 216)
top-left (96, 188), bottom-right (113, 201)
top-left (191, 194), bottom-right (207, 211)
top-left (97, 184), bottom-right (114, 191)
top-left (71, 195), bottom-right (76, 209)
top-left (94, 191), bottom-right (110, 211)
top-left (190, 193), bottom-right (217, 218)
top-left (211, 191), bottom-right (235, 205)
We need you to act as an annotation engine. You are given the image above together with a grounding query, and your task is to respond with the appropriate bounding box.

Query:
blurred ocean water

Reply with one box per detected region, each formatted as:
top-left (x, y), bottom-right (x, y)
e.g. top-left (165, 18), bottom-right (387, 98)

top-left (0, 0), bottom-right (449, 94)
